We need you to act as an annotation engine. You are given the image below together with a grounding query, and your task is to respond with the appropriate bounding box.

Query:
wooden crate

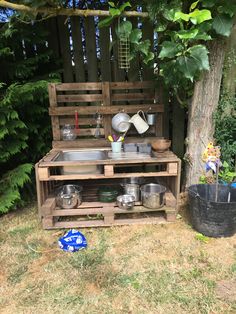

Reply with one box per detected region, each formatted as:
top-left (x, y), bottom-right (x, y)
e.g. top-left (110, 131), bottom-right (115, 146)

top-left (36, 81), bottom-right (181, 229)
top-left (48, 81), bottom-right (164, 148)
top-left (36, 150), bottom-right (180, 229)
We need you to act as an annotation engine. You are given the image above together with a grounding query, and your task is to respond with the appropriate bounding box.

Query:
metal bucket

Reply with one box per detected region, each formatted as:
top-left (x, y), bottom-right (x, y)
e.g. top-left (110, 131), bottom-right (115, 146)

top-left (140, 183), bottom-right (166, 209)
top-left (123, 183), bottom-right (140, 201)
top-left (146, 113), bottom-right (157, 126)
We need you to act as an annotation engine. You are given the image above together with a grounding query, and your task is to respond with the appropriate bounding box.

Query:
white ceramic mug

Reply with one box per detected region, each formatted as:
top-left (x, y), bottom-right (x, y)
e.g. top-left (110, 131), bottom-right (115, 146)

top-left (129, 110), bottom-right (149, 134)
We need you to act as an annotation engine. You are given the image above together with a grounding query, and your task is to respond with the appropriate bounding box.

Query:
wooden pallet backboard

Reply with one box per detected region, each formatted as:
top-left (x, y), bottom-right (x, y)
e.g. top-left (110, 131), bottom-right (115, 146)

top-left (48, 81), bottom-right (164, 148)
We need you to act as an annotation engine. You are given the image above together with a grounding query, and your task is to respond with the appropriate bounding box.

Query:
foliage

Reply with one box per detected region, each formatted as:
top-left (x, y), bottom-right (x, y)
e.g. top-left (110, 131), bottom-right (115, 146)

top-left (219, 161), bottom-right (236, 183)
top-left (98, 1), bottom-right (131, 28)
top-left (116, 20), bottom-right (154, 64)
top-left (214, 93), bottom-right (236, 168)
top-left (0, 15), bottom-right (59, 213)
top-left (147, 0), bottom-right (236, 89)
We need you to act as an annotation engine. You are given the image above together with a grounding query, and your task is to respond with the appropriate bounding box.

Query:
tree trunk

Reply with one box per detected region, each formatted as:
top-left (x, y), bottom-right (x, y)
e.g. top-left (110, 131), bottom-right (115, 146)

top-left (185, 40), bottom-right (226, 187)
top-left (222, 22), bottom-right (236, 96)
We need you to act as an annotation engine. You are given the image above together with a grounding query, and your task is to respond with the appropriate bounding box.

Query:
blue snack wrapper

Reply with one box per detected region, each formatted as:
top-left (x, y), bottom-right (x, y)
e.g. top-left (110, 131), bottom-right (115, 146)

top-left (58, 229), bottom-right (87, 252)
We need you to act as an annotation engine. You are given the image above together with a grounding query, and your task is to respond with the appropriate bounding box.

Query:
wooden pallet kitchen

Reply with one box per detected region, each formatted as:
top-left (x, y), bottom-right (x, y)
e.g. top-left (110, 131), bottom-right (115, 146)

top-left (36, 81), bottom-right (181, 229)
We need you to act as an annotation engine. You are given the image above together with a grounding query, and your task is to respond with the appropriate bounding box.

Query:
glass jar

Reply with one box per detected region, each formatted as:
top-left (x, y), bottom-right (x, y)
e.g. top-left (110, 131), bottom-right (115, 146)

top-left (61, 124), bottom-right (76, 141)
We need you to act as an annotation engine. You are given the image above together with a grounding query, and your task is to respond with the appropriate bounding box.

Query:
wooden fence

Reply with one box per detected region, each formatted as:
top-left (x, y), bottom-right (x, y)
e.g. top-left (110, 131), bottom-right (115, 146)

top-left (1, 14), bottom-right (186, 158)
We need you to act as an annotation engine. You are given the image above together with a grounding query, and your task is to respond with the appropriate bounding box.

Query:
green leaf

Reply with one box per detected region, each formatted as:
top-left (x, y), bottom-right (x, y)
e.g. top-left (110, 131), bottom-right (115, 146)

top-left (174, 11), bottom-right (190, 22)
top-left (189, 9), bottom-right (212, 25)
top-left (143, 52), bottom-right (154, 64)
top-left (138, 40), bottom-right (151, 56)
top-left (158, 41), bottom-right (184, 59)
top-left (155, 21), bottom-right (168, 32)
top-left (177, 29), bottom-right (199, 39)
top-left (108, 2), bottom-right (115, 8)
top-left (187, 45), bottom-right (210, 71)
top-left (117, 21), bottom-right (132, 37)
top-left (98, 16), bottom-right (114, 28)
top-left (195, 233), bottom-right (210, 243)
top-left (163, 8), bottom-right (177, 21)
top-left (118, 2), bottom-right (131, 13)
top-left (217, 5), bottom-right (236, 18)
top-left (202, 0), bottom-right (215, 7)
top-left (177, 55), bottom-right (198, 82)
top-left (190, 1), bottom-right (200, 11)
top-left (130, 29), bottom-right (142, 44)
top-left (109, 8), bottom-right (121, 17)
top-left (212, 14), bottom-right (234, 37)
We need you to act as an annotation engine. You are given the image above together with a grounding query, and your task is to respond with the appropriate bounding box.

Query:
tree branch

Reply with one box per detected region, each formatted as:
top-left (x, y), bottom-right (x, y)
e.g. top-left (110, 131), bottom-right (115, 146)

top-left (0, 0), bottom-right (148, 18)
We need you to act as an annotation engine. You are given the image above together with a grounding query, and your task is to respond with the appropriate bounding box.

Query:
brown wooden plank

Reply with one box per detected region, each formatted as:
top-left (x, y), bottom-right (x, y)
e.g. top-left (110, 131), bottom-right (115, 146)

top-left (99, 24), bottom-right (111, 81)
top-left (110, 81), bottom-right (154, 89)
top-left (56, 82), bottom-right (102, 91)
top-left (41, 197), bottom-right (56, 216)
top-left (49, 104), bottom-right (164, 115)
top-left (102, 81), bottom-right (112, 137)
top-left (35, 163), bottom-right (43, 218)
top-left (57, 94), bottom-right (103, 102)
top-left (45, 17), bottom-right (60, 59)
top-left (59, 117), bottom-right (99, 126)
top-left (57, 16), bottom-right (74, 82)
top-left (84, 17), bottom-right (98, 82)
top-left (111, 93), bottom-right (155, 101)
top-left (44, 172), bottom-right (176, 181)
top-left (48, 84), bottom-right (61, 140)
top-left (71, 16), bottom-right (86, 82)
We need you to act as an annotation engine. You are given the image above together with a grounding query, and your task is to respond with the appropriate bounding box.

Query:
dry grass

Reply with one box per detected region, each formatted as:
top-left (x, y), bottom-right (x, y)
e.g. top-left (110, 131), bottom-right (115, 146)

top-left (0, 204), bottom-right (236, 314)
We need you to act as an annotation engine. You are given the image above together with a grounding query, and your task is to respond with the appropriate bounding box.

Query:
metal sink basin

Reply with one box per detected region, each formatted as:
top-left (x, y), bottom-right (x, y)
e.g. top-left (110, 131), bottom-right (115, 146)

top-left (55, 150), bottom-right (107, 162)
top-left (54, 150), bottom-right (107, 174)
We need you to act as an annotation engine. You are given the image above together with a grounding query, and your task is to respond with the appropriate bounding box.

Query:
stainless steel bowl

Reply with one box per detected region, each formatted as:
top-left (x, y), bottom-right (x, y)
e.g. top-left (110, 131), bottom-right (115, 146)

top-left (116, 194), bottom-right (135, 210)
top-left (56, 184), bottom-right (83, 209)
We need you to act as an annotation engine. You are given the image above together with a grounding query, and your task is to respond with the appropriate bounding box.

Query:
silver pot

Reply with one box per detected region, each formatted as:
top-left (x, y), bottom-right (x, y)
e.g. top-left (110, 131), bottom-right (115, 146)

top-left (140, 183), bottom-right (166, 209)
top-left (117, 194), bottom-right (135, 210)
top-left (56, 184), bottom-right (83, 209)
top-left (112, 112), bottom-right (131, 132)
top-left (122, 183), bottom-right (140, 201)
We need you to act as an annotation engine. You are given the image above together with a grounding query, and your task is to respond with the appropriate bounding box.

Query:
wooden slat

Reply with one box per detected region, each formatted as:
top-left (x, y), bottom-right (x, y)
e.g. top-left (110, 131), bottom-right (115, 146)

top-left (71, 16), bottom-right (86, 82)
top-left (111, 93), bottom-right (154, 101)
top-left (44, 172), bottom-right (176, 181)
top-left (57, 94), bottom-right (103, 102)
top-left (49, 104), bottom-right (164, 115)
top-left (84, 17), bottom-right (98, 82)
top-left (56, 82), bottom-right (102, 91)
top-left (102, 81), bottom-right (112, 137)
top-left (110, 81), bottom-right (154, 89)
top-left (57, 16), bottom-right (73, 82)
top-left (99, 24), bottom-right (111, 81)
top-left (48, 84), bottom-right (61, 141)
top-left (74, 128), bottom-right (105, 137)
top-left (59, 117), bottom-right (100, 126)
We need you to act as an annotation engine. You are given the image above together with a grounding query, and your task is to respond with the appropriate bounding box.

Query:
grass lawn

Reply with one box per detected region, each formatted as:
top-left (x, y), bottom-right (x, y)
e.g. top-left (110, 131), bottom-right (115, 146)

top-left (0, 203), bottom-right (235, 314)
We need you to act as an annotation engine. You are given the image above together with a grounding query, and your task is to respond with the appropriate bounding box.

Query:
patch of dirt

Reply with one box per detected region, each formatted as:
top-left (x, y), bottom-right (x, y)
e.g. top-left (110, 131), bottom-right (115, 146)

top-left (216, 279), bottom-right (236, 302)
top-left (85, 282), bottom-right (101, 295)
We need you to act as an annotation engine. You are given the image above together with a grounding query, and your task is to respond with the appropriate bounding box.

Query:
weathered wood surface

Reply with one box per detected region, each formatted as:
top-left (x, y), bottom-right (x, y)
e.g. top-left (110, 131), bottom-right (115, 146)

top-left (48, 81), bottom-right (164, 143)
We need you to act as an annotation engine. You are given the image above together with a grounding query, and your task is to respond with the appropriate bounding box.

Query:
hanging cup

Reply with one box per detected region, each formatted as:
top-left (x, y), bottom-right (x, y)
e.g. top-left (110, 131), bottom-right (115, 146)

top-left (129, 110), bottom-right (149, 134)
top-left (146, 112), bottom-right (157, 126)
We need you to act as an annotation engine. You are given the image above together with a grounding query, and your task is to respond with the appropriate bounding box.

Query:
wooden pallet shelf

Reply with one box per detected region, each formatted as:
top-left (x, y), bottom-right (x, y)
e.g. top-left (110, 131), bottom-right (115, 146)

top-left (41, 192), bottom-right (177, 229)
top-left (36, 81), bottom-right (181, 229)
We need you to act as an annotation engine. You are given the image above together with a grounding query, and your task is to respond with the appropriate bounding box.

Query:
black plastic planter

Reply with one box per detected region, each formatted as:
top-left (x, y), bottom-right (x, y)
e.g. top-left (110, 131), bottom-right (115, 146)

top-left (188, 184), bottom-right (236, 238)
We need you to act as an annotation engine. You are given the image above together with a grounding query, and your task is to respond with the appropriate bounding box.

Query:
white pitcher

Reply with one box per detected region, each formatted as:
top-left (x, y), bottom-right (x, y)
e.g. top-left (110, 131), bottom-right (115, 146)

top-left (129, 110), bottom-right (149, 134)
